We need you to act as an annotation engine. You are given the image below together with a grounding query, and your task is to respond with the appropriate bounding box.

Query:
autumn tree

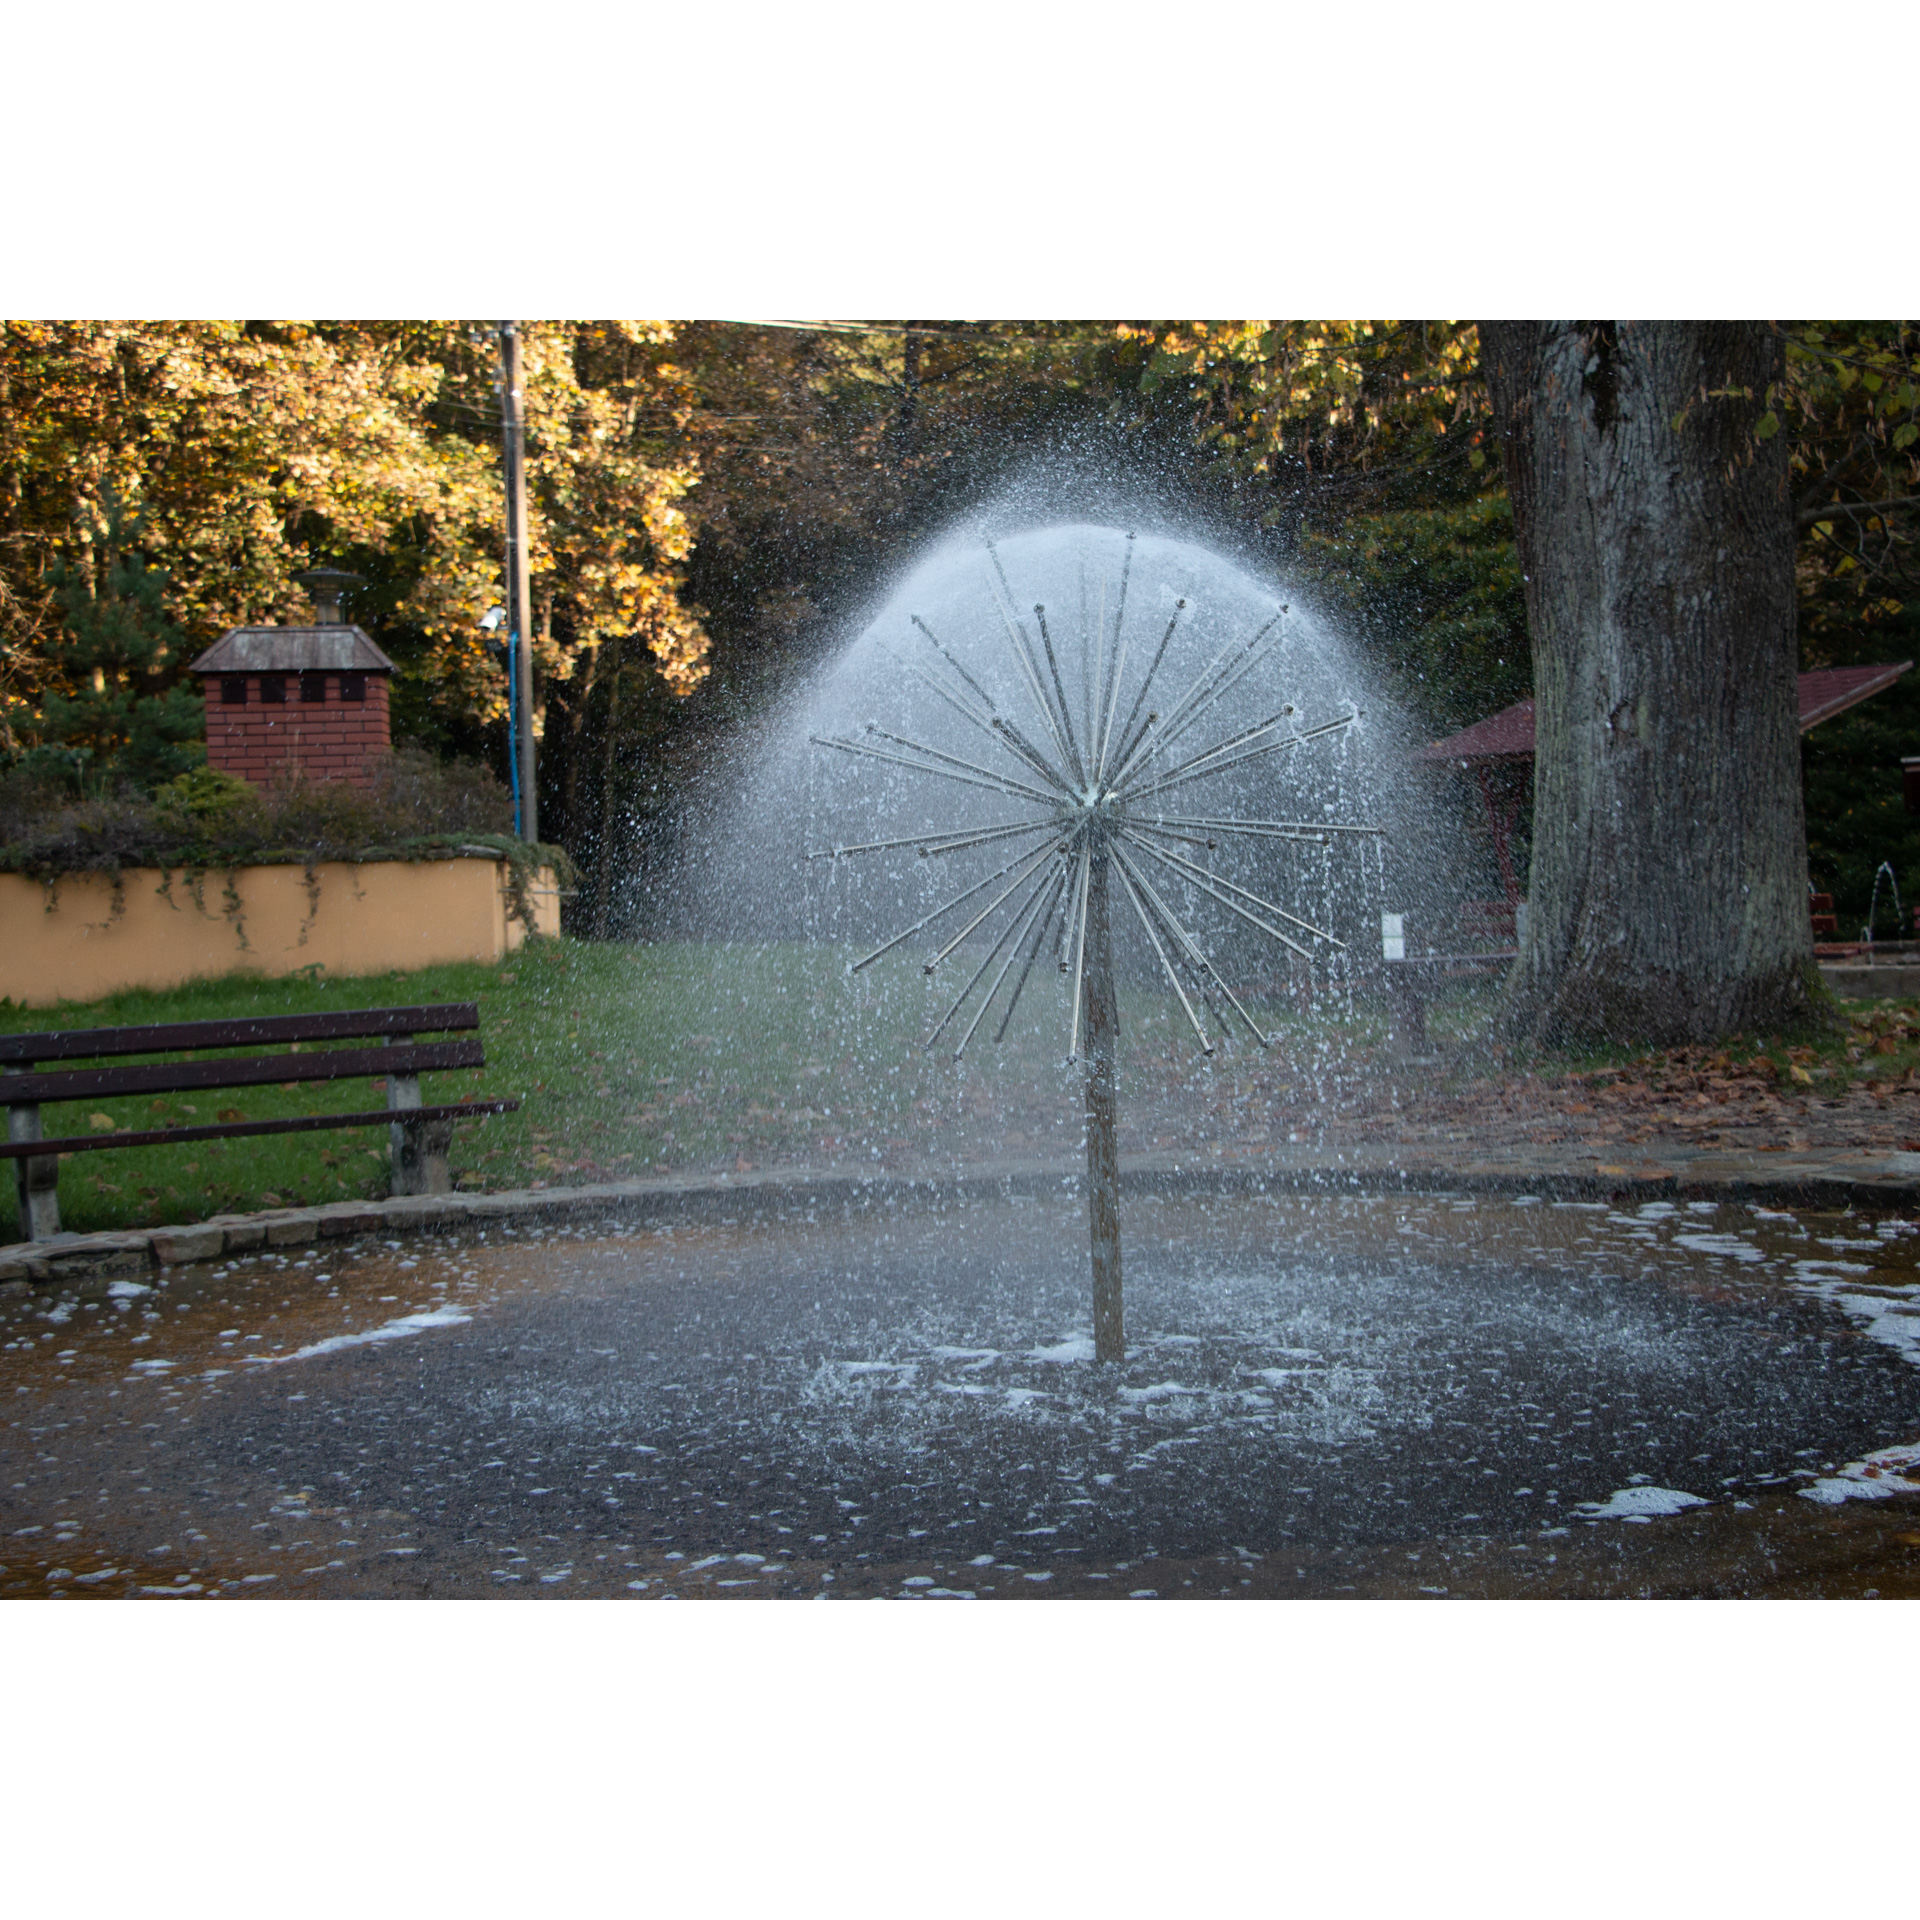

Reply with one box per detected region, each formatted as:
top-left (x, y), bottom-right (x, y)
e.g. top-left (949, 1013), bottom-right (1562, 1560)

top-left (8, 316), bottom-right (1904, 954)
top-left (1479, 321), bottom-right (1823, 1045)
top-left (0, 322), bottom-right (710, 828)
top-left (0, 322), bottom-right (502, 760)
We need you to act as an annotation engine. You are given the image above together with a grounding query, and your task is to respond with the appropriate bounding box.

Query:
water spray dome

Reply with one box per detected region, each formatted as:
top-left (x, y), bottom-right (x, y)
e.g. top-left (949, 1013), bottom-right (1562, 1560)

top-left (808, 524), bottom-right (1381, 1361)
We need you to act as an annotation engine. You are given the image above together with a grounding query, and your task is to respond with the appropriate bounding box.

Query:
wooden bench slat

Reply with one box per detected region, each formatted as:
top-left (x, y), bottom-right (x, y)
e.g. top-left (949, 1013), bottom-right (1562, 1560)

top-left (0, 1003), bottom-right (480, 1065)
top-left (1382, 952), bottom-right (1518, 968)
top-left (0, 1100), bottom-right (520, 1160)
top-left (0, 1039), bottom-right (485, 1107)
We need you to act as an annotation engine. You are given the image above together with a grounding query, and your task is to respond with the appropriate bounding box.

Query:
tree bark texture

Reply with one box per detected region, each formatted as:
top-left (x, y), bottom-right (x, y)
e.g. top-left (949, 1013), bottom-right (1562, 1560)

top-left (1479, 321), bottom-right (1822, 1046)
top-left (1082, 841), bottom-right (1125, 1364)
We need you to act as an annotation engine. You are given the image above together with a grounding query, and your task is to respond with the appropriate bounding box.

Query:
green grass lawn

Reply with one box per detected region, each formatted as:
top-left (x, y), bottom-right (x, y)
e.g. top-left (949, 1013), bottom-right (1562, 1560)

top-left (18, 935), bottom-right (1897, 1243)
top-left (3, 936), bottom-right (1376, 1239)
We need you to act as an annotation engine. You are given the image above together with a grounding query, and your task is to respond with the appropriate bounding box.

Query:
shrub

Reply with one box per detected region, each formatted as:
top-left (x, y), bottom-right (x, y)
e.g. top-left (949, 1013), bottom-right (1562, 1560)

top-left (0, 746), bottom-right (551, 890)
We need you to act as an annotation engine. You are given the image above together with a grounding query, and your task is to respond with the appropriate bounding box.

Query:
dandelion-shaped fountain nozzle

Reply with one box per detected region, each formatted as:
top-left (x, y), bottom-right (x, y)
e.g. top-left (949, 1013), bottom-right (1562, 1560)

top-left (809, 529), bottom-right (1380, 1359)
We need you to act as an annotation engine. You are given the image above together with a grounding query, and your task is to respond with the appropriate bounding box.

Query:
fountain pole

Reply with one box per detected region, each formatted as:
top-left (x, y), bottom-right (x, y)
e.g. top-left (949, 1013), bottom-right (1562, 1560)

top-left (1083, 830), bottom-right (1125, 1363)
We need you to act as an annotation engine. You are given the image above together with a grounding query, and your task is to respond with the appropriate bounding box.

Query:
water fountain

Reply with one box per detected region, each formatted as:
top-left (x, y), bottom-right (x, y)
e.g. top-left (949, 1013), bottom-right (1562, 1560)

top-left (7, 518), bottom-right (1920, 1604)
top-left (807, 526), bottom-right (1377, 1359)
top-left (1865, 859), bottom-right (1904, 945)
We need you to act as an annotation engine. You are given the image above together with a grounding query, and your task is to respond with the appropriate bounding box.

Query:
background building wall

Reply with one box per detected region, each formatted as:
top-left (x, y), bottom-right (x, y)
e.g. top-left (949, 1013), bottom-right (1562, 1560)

top-left (0, 858), bottom-right (559, 1005)
top-left (201, 674), bottom-right (391, 788)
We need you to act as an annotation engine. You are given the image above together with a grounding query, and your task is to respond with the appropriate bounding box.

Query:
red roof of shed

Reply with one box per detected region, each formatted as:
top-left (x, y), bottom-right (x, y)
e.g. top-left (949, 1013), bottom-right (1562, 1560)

top-left (1417, 663), bottom-right (1912, 763)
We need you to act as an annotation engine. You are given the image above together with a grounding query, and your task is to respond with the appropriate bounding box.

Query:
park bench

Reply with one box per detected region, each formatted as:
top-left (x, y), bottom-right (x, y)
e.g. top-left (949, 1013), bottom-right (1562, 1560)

top-left (1380, 950), bottom-right (1518, 1058)
top-left (2, 1003), bottom-right (518, 1243)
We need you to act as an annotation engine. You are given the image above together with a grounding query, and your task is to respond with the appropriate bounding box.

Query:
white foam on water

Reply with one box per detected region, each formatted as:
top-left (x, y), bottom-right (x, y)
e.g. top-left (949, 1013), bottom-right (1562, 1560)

top-left (1029, 1336), bottom-right (1095, 1364)
top-left (1673, 1233), bottom-right (1766, 1265)
top-left (1574, 1486), bottom-right (1709, 1522)
top-left (1785, 1262), bottom-right (1920, 1366)
top-left (1826, 1291), bottom-right (1920, 1365)
top-left (257, 1305), bottom-right (472, 1365)
top-left (1798, 1441), bottom-right (1920, 1506)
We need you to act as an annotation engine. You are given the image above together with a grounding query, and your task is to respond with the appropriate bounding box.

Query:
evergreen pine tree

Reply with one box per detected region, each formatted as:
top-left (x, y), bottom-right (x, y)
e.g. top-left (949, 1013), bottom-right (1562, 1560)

top-left (29, 495), bottom-right (206, 793)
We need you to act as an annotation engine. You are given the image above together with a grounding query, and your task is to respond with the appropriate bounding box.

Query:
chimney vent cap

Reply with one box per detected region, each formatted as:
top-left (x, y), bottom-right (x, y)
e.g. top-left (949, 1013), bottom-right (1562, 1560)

top-left (294, 568), bottom-right (366, 625)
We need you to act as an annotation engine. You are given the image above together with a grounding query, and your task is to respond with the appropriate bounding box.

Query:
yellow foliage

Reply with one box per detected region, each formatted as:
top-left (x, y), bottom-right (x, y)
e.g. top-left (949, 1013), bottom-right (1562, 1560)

top-left (1121, 321), bottom-right (1484, 487)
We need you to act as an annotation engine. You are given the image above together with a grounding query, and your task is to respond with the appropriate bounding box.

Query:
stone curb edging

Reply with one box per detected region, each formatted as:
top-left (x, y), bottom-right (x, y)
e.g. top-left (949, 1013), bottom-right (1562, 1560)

top-left (5, 1145), bottom-right (1920, 1287)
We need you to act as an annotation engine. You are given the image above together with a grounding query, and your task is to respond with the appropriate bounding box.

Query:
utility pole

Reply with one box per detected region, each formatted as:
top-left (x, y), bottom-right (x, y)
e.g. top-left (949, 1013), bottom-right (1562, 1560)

top-left (498, 322), bottom-right (539, 844)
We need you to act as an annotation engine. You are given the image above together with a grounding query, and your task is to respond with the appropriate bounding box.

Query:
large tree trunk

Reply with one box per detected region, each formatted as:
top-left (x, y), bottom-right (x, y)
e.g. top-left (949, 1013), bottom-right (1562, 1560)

top-left (1478, 321), bottom-right (1825, 1046)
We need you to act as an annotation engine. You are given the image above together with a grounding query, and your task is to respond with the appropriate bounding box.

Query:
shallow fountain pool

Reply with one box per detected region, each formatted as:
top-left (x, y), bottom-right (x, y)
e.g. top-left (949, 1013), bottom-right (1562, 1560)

top-left (3, 1188), bottom-right (1918, 1598)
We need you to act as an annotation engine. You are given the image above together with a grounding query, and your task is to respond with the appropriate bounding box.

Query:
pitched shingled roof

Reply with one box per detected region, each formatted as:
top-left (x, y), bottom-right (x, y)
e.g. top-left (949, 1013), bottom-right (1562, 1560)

top-left (189, 626), bottom-right (396, 674)
top-left (1416, 663), bottom-right (1913, 763)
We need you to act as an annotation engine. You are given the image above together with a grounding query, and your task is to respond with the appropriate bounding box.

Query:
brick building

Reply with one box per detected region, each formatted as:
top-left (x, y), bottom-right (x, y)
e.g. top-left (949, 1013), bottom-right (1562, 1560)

top-left (190, 614), bottom-right (396, 791)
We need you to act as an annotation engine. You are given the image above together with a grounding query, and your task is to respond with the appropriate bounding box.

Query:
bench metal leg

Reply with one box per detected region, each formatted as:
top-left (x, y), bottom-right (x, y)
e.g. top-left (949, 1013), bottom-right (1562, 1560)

top-left (386, 1072), bottom-right (454, 1196)
top-left (7, 1102), bottom-right (61, 1241)
top-left (1385, 964), bottom-right (1429, 1061)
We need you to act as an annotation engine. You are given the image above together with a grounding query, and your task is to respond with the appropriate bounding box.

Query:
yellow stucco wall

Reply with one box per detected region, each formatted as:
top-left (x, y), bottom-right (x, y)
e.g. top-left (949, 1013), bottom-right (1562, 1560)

top-left (0, 859), bottom-right (561, 1007)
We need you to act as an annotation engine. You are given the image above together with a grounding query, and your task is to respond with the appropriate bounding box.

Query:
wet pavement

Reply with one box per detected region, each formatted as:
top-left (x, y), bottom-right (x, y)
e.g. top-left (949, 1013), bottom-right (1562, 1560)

top-left (4, 1189), bottom-right (1919, 1599)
